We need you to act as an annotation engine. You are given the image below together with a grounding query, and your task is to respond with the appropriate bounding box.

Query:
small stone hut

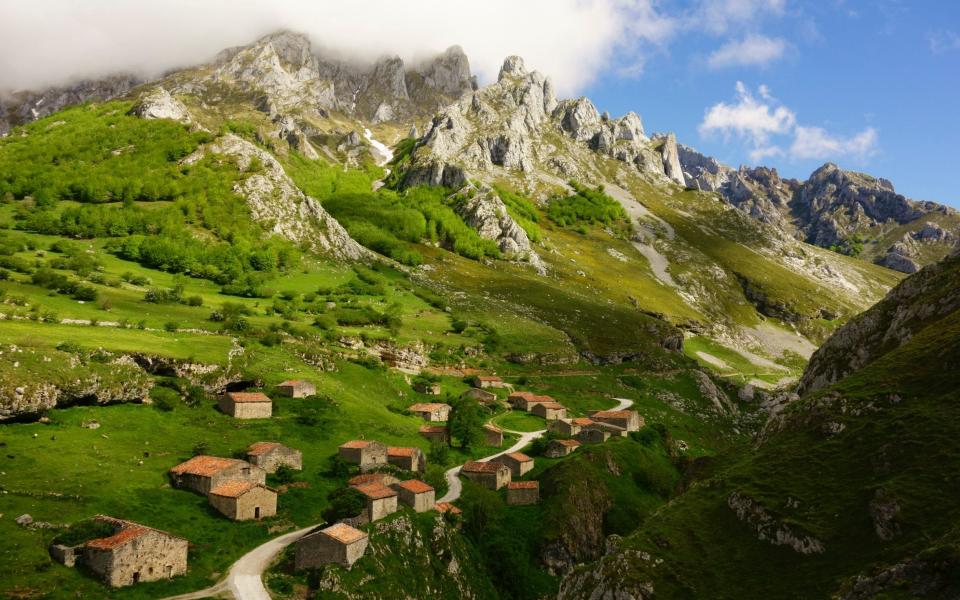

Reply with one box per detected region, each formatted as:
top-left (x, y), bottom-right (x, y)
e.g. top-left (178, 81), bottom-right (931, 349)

top-left (552, 417), bottom-right (594, 437)
top-left (576, 428), bottom-right (611, 444)
top-left (419, 425), bottom-right (449, 444)
top-left (295, 523), bottom-right (368, 570)
top-left (506, 481), bottom-right (540, 505)
top-left (208, 481), bottom-right (277, 521)
top-left (483, 423), bottom-right (504, 447)
top-left (509, 392), bottom-right (553, 411)
top-left (532, 401), bottom-right (567, 420)
top-left (591, 409), bottom-right (644, 432)
top-left (218, 391), bottom-right (272, 419)
top-left (276, 380), bottom-right (316, 398)
top-left (169, 456), bottom-right (265, 496)
top-left (81, 516), bottom-right (188, 588)
top-left (354, 483), bottom-right (398, 521)
top-left (386, 446), bottom-right (426, 472)
top-left (408, 402), bottom-right (451, 422)
top-left (492, 452), bottom-right (534, 477)
top-left (246, 442), bottom-right (302, 473)
top-left (461, 460), bottom-right (511, 490)
top-left (462, 388), bottom-right (497, 405)
top-left (544, 438), bottom-right (581, 458)
top-left (476, 376), bottom-right (505, 389)
top-left (338, 440), bottom-right (388, 472)
top-left (392, 479), bottom-right (436, 512)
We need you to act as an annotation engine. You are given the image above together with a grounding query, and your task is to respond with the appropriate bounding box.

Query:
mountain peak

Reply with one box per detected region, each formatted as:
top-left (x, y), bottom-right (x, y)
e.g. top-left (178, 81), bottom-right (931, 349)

top-left (498, 55), bottom-right (527, 80)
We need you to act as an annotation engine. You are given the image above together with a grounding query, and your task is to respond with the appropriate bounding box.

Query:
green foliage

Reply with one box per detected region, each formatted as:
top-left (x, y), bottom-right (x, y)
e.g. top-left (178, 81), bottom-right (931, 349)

top-left (449, 397), bottom-right (485, 449)
top-left (51, 519), bottom-right (117, 547)
top-left (149, 386), bottom-right (181, 412)
top-left (322, 487), bottom-right (366, 522)
top-left (494, 185), bottom-right (543, 242)
top-left (547, 181), bottom-right (629, 230)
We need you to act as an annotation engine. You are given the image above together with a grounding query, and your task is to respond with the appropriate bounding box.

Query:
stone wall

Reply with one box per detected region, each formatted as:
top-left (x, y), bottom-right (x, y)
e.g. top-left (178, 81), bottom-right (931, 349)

top-left (296, 531), bottom-right (368, 569)
top-left (249, 447), bottom-right (302, 473)
top-left (397, 489), bottom-right (435, 512)
top-left (507, 487), bottom-right (539, 505)
top-left (84, 531), bottom-right (188, 587)
top-left (173, 462), bottom-right (265, 495)
top-left (368, 496), bottom-right (398, 521)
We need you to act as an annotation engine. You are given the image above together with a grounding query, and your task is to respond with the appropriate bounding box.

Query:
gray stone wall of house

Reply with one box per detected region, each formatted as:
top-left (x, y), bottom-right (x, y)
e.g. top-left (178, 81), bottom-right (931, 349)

top-left (576, 429), bottom-right (610, 444)
top-left (484, 429), bottom-right (503, 447)
top-left (397, 488), bottom-right (435, 512)
top-left (387, 450), bottom-right (425, 472)
top-left (231, 400), bottom-right (273, 419)
top-left (493, 456), bottom-right (532, 477)
top-left (463, 388), bottom-right (497, 404)
top-left (278, 382), bottom-right (316, 398)
top-left (507, 487), bottom-right (539, 505)
top-left (249, 447), bottom-right (303, 473)
top-left (172, 462), bottom-right (266, 496)
top-left (295, 532), bottom-right (368, 570)
top-left (588, 421), bottom-right (628, 437)
top-left (49, 544), bottom-right (78, 567)
top-left (83, 531), bottom-right (188, 587)
top-left (593, 412), bottom-right (643, 431)
top-left (367, 496), bottom-right (398, 521)
top-left (463, 468), bottom-right (511, 490)
top-left (209, 487), bottom-right (277, 520)
top-left (339, 442), bottom-right (388, 471)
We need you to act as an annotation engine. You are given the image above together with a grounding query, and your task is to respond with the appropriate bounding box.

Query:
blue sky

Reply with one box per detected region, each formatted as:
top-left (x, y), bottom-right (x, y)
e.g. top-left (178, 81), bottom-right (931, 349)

top-left (584, 0), bottom-right (960, 206)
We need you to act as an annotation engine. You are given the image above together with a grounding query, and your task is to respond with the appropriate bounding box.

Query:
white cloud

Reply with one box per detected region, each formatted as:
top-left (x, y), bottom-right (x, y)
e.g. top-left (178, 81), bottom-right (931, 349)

top-left (690, 0), bottom-right (787, 35)
top-left (707, 34), bottom-right (786, 68)
top-left (700, 81), bottom-right (879, 164)
top-left (927, 29), bottom-right (960, 54)
top-left (0, 0), bottom-right (676, 96)
top-left (790, 126), bottom-right (878, 160)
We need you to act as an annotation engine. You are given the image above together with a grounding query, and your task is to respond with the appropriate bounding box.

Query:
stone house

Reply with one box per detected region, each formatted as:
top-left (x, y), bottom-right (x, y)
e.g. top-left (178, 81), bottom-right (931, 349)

top-left (551, 417), bottom-right (594, 437)
top-left (276, 380), bottom-right (316, 398)
top-left (419, 425), bottom-right (449, 444)
top-left (544, 438), bottom-right (581, 458)
top-left (246, 442), bottom-right (302, 473)
top-left (208, 481), bottom-right (277, 521)
top-left (413, 381), bottom-right (442, 395)
top-left (169, 456), bottom-right (265, 496)
top-left (591, 409), bottom-right (644, 432)
top-left (461, 460), bottom-right (511, 490)
top-left (436, 502), bottom-right (462, 516)
top-left (295, 523), bottom-right (368, 570)
top-left (81, 516), bottom-right (188, 587)
top-left (348, 472), bottom-right (400, 488)
top-left (576, 428), bottom-right (611, 444)
top-left (408, 402), bottom-right (451, 422)
top-left (532, 401), bottom-right (567, 420)
top-left (586, 420), bottom-right (628, 437)
top-left (392, 479), bottom-right (435, 512)
top-left (386, 446), bottom-right (426, 472)
top-left (462, 388), bottom-right (497, 405)
top-left (492, 452), bottom-right (534, 477)
top-left (338, 440), bottom-right (388, 472)
top-left (218, 391), bottom-right (272, 419)
top-left (506, 481), bottom-right (540, 505)
top-left (354, 483), bottom-right (399, 521)
top-left (476, 376), bottom-right (506, 389)
top-left (509, 392), bottom-right (553, 411)
top-left (483, 423), bottom-right (504, 447)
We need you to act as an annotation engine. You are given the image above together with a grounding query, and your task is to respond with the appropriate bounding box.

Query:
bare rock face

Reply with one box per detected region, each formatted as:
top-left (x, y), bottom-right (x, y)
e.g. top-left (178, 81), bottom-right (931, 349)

top-left (272, 114), bottom-right (319, 159)
top-left (129, 87), bottom-right (191, 123)
top-left (452, 185), bottom-right (545, 273)
top-left (727, 492), bottom-right (825, 554)
top-left (191, 134), bottom-right (368, 260)
top-left (654, 133), bottom-right (684, 185)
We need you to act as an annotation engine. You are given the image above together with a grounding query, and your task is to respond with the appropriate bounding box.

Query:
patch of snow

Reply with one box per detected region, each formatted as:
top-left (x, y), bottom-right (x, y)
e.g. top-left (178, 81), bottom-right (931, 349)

top-left (363, 128), bottom-right (393, 167)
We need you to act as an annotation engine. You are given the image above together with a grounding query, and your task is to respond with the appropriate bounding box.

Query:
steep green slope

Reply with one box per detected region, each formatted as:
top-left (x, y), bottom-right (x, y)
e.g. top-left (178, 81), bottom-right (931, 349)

top-left (561, 251), bottom-right (960, 599)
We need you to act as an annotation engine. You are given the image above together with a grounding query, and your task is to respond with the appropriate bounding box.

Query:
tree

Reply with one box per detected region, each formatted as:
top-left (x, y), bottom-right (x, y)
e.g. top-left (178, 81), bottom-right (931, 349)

top-left (322, 487), bottom-right (366, 523)
top-left (449, 397), bottom-right (484, 449)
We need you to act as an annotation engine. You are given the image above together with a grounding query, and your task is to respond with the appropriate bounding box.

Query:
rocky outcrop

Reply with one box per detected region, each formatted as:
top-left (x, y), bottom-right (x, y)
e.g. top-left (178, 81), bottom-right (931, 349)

top-left (654, 133), bottom-right (684, 185)
top-left (186, 134), bottom-right (368, 260)
top-left (129, 87), bottom-right (191, 123)
top-left (727, 492), bottom-right (825, 554)
top-left (452, 185), bottom-right (545, 272)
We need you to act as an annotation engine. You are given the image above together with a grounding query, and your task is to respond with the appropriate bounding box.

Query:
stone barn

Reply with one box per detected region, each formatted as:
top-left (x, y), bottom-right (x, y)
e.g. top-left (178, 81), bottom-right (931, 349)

top-left (246, 442), bottom-right (303, 473)
top-left (492, 452), bottom-right (534, 477)
top-left (576, 428), bottom-right (611, 444)
top-left (218, 391), bottom-right (273, 419)
top-left (506, 481), bottom-right (540, 505)
top-left (476, 376), bottom-right (505, 389)
top-left (295, 523), bottom-right (368, 570)
top-left (169, 456), bottom-right (265, 496)
top-left (544, 438), bottom-right (581, 458)
top-left (552, 417), bottom-right (593, 437)
top-left (348, 472), bottom-right (400, 488)
top-left (276, 380), bottom-right (315, 398)
top-left (461, 461), bottom-right (511, 490)
top-left (338, 440), bottom-right (388, 471)
top-left (392, 479), bottom-right (436, 512)
top-left (208, 481), bottom-right (277, 521)
top-left (462, 388), bottom-right (497, 405)
top-left (354, 483), bottom-right (398, 521)
top-left (509, 392), bottom-right (553, 411)
top-left (82, 516), bottom-right (188, 587)
top-left (419, 425), bottom-right (449, 444)
top-left (386, 446), bottom-right (426, 472)
top-left (408, 402), bottom-right (451, 422)
top-left (591, 409), bottom-right (644, 432)
top-left (587, 420), bottom-right (628, 437)
top-left (483, 423), bottom-right (504, 447)
top-left (532, 401), bottom-right (567, 420)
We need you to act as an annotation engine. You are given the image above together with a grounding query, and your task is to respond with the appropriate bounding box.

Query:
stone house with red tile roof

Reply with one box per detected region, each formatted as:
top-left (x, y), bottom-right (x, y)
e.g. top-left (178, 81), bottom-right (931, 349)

top-left (348, 472), bottom-right (400, 488)
top-left (354, 483), bottom-right (398, 521)
top-left (386, 446), bottom-right (425, 472)
top-left (276, 380), bottom-right (315, 398)
top-left (506, 481), bottom-right (540, 505)
top-left (436, 502), bottom-right (462, 516)
top-left (492, 452), bottom-right (534, 477)
top-left (295, 523), bottom-right (368, 570)
top-left (419, 425), bottom-right (449, 444)
top-left (509, 392), bottom-right (554, 411)
top-left (461, 461), bottom-right (511, 490)
top-left (392, 479), bottom-right (436, 512)
top-left (586, 420), bottom-right (629, 437)
top-left (576, 428), bottom-right (611, 444)
top-left (407, 402), bottom-right (451, 422)
top-left (476, 376), bottom-right (505, 389)
top-left (168, 456), bottom-right (265, 496)
top-left (246, 442), bottom-right (302, 473)
top-left (81, 516), bottom-right (188, 587)
top-left (483, 423), bottom-right (504, 447)
top-left (544, 438), bottom-right (581, 458)
top-left (462, 388), bottom-right (497, 405)
top-left (338, 440), bottom-right (388, 471)
top-left (590, 409), bottom-right (644, 432)
top-left (532, 401), bottom-right (567, 420)
top-left (218, 391), bottom-right (272, 419)
top-left (551, 417), bottom-right (593, 437)
top-left (208, 481), bottom-right (277, 521)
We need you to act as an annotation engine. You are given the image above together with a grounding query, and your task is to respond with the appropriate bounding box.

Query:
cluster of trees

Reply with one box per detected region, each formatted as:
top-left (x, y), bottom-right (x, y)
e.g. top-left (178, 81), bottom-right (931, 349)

top-left (31, 268), bottom-right (98, 301)
top-left (546, 181), bottom-right (629, 229)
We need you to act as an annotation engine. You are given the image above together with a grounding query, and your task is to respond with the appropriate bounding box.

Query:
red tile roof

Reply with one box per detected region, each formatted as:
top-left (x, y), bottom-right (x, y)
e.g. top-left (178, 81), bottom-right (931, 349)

top-left (354, 483), bottom-right (398, 500)
top-left (505, 452), bottom-right (533, 463)
top-left (419, 425), bottom-right (447, 433)
top-left (322, 522), bottom-right (367, 544)
top-left (571, 418), bottom-right (594, 426)
top-left (592, 410), bottom-right (635, 418)
top-left (483, 423), bottom-right (503, 433)
top-left (85, 525), bottom-right (150, 550)
top-left (478, 376), bottom-right (502, 382)
top-left (387, 446), bottom-right (420, 457)
top-left (436, 502), bottom-right (462, 515)
top-left (247, 442), bottom-right (282, 456)
top-left (227, 392), bottom-right (271, 403)
top-left (169, 455), bottom-right (244, 477)
top-left (348, 473), bottom-right (396, 487)
top-left (462, 460), bottom-right (505, 473)
top-left (209, 480), bottom-right (264, 498)
top-left (339, 440), bottom-right (373, 449)
top-left (509, 391), bottom-right (536, 400)
top-left (408, 403), bottom-right (450, 412)
top-left (554, 439), bottom-right (582, 448)
top-left (536, 402), bottom-right (566, 410)
top-left (395, 479), bottom-right (434, 494)
top-left (508, 481), bottom-right (539, 490)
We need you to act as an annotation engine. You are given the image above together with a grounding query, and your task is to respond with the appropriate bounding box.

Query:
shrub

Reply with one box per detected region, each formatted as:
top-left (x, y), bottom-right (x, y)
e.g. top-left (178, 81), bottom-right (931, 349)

top-left (322, 487), bottom-right (366, 522)
top-left (547, 181), bottom-right (629, 230)
top-left (186, 295), bottom-right (203, 307)
top-left (163, 321), bottom-right (179, 332)
top-left (149, 386), bottom-right (180, 412)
